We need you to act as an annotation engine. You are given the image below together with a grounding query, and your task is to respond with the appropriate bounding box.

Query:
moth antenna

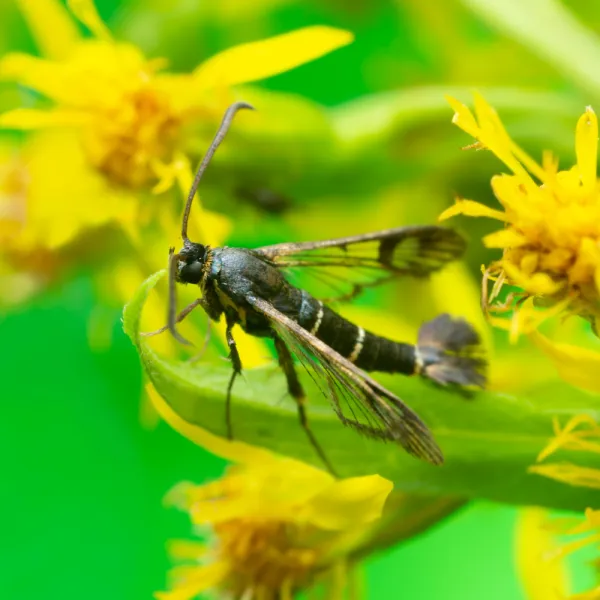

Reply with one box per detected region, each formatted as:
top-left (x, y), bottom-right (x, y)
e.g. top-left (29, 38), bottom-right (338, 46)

top-left (181, 101), bottom-right (255, 242)
top-left (168, 248), bottom-right (192, 345)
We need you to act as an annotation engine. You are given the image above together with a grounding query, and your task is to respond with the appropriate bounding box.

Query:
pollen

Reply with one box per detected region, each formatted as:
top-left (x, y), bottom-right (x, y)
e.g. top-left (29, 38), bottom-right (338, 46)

top-left (214, 519), bottom-right (318, 597)
top-left (85, 82), bottom-right (182, 188)
top-left (440, 94), bottom-right (600, 334)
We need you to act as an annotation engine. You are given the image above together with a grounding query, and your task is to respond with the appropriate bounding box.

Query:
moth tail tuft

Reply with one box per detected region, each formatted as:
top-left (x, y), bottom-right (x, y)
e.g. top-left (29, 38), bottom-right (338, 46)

top-left (416, 313), bottom-right (487, 388)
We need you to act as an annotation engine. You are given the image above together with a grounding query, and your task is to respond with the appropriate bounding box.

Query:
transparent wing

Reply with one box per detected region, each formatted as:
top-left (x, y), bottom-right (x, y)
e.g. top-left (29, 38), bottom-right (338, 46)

top-left (246, 294), bottom-right (443, 465)
top-left (253, 225), bottom-right (465, 302)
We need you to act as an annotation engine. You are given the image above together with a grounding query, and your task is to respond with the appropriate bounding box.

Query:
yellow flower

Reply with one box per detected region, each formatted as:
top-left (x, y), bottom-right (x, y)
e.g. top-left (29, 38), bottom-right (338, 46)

top-left (0, 0), bottom-right (357, 441)
top-left (526, 415), bottom-right (600, 599)
top-left (439, 93), bottom-right (600, 336)
top-left (530, 414), bottom-right (600, 489)
top-left (0, 0), bottom-right (352, 251)
top-left (0, 142), bottom-right (27, 247)
top-left (146, 384), bottom-right (392, 600)
top-left (516, 508), bottom-right (571, 600)
top-left (0, 140), bottom-right (53, 304)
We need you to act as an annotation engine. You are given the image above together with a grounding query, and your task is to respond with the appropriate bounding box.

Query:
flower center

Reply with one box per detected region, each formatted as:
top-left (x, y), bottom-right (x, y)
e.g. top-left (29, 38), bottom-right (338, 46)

top-left (473, 164), bottom-right (600, 319)
top-left (215, 519), bottom-right (318, 597)
top-left (84, 86), bottom-right (181, 189)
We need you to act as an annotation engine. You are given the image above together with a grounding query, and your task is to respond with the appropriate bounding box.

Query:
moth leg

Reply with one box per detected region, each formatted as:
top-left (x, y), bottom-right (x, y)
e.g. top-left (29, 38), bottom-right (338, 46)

top-left (142, 298), bottom-right (202, 337)
top-left (187, 315), bottom-right (213, 363)
top-left (225, 318), bottom-right (242, 440)
top-left (273, 334), bottom-right (337, 477)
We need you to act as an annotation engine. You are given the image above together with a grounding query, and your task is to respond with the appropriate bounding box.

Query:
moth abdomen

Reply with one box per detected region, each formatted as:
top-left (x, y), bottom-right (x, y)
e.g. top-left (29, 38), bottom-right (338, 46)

top-left (293, 296), bottom-right (486, 389)
top-left (353, 332), bottom-right (415, 374)
top-left (302, 298), bottom-right (417, 374)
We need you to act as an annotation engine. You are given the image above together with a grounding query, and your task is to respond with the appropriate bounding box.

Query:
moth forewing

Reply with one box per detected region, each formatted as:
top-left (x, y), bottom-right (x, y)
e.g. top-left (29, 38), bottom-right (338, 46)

top-left (254, 225), bottom-right (467, 304)
top-left (246, 294), bottom-right (444, 465)
top-left (255, 225), bottom-right (465, 269)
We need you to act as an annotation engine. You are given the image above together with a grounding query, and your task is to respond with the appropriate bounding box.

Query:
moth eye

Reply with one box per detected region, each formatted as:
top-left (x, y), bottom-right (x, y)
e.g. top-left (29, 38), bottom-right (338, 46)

top-left (179, 261), bottom-right (204, 284)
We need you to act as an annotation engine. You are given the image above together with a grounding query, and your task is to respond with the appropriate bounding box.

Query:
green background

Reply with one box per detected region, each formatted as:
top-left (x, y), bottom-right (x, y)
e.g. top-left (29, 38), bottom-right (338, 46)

top-left (2, 0), bottom-right (599, 598)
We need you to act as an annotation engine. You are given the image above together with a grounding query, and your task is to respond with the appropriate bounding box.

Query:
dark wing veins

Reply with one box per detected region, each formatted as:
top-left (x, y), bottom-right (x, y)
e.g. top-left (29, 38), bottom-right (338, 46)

top-left (253, 226), bottom-right (465, 303)
top-left (246, 294), bottom-right (444, 465)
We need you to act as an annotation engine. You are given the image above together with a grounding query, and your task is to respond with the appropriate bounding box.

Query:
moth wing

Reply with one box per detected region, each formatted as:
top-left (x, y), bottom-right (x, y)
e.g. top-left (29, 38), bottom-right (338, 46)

top-left (246, 294), bottom-right (443, 465)
top-left (253, 225), bottom-right (465, 303)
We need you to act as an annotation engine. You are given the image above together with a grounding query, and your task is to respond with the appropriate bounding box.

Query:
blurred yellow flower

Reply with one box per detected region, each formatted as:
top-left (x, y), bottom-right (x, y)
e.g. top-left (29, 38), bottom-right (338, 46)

top-left (527, 415), bottom-right (600, 599)
top-left (516, 507), bottom-right (570, 600)
top-left (0, 142), bottom-right (27, 246)
top-left (530, 414), bottom-right (600, 489)
top-left (0, 0), bottom-right (353, 261)
top-left (0, 140), bottom-right (58, 302)
top-left (440, 93), bottom-right (600, 337)
top-left (147, 383), bottom-right (392, 600)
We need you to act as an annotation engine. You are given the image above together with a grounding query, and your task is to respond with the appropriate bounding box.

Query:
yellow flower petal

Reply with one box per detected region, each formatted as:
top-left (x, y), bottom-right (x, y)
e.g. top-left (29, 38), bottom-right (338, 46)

top-left (502, 262), bottom-right (564, 296)
top-left (571, 237), bottom-right (600, 285)
top-left (151, 159), bottom-right (177, 195)
top-left (452, 93), bottom-right (538, 192)
top-left (509, 143), bottom-right (551, 187)
top-left (0, 108), bottom-right (88, 129)
top-left (301, 475), bottom-right (393, 530)
top-left (16, 0), bottom-right (81, 60)
top-left (438, 199), bottom-right (509, 222)
top-left (168, 481), bottom-right (261, 524)
top-left (576, 106), bottom-right (598, 194)
top-left (540, 249), bottom-right (573, 273)
top-left (528, 463), bottom-right (600, 490)
top-left (473, 92), bottom-right (509, 145)
top-left (473, 93), bottom-right (527, 177)
top-left (164, 443), bottom-right (393, 532)
top-left (193, 26), bottom-right (354, 89)
top-left (536, 415), bottom-right (600, 462)
top-left (542, 150), bottom-right (559, 176)
top-left (445, 95), bottom-right (480, 138)
top-left (13, 130), bottom-right (137, 250)
top-left (0, 52), bottom-right (61, 90)
top-left (529, 331), bottom-right (600, 394)
top-left (161, 452), bottom-right (391, 599)
top-left (483, 228), bottom-right (527, 248)
top-left (490, 174), bottom-right (530, 214)
top-left (67, 0), bottom-right (112, 42)
top-left (0, 52), bottom-right (55, 80)
top-left (520, 253), bottom-right (539, 276)
top-left (516, 508), bottom-right (570, 600)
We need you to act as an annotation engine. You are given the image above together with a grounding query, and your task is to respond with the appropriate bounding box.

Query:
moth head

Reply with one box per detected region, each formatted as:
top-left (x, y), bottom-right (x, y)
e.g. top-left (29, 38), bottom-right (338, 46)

top-left (175, 241), bottom-right (207, 284)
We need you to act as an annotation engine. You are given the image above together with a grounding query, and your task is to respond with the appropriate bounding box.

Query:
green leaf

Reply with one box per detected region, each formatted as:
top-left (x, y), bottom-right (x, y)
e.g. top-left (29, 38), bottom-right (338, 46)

top-left (124, 272), bottom-right (600, 512)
